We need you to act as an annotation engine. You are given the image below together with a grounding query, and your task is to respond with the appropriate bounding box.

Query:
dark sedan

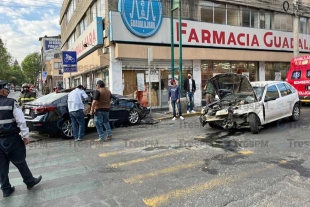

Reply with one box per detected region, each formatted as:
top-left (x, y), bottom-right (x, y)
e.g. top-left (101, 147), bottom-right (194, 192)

top-left (22, 89), bottom-right (149, 139)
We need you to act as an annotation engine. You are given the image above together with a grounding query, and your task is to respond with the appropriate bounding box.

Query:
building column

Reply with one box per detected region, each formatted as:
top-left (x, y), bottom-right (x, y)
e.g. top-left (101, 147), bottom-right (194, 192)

top-left (109, 45), bottom-right (123, 95)
top-left (259, 61), bottom-right (265, 81)
top-left (193, 60), bottom-right (201, 107)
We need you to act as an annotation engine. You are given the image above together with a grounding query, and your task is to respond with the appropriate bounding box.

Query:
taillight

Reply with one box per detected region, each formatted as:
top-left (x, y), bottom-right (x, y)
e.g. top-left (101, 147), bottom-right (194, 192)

top-left (33, 106), bottom-right (56, 114)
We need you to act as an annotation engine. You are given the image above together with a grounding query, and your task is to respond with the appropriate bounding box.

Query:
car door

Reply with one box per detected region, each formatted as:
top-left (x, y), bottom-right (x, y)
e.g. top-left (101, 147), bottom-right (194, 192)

top-left (263, 84), bottom-right (281, 123)
top-left (276, 83), bottom-right (294, 117)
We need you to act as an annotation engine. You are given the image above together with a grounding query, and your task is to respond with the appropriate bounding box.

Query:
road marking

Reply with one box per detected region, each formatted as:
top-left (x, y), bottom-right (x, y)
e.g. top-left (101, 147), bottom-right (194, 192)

top-left (123, 161), bottom-right (204, 184)
top-left (9, 156), bottom-right (80, 172)
top-left (109, 150), bottom-right (183, 168)
top-left (0, 180), bottom-right (102, 207)
top-left (99, 150), bottom-right (129, 158)
top-left (237, 150), bottom-right (254, 155)
top-left (10, 166), bottom-right (90, 187)
top-left (142, 164), bottom-right (274, 207)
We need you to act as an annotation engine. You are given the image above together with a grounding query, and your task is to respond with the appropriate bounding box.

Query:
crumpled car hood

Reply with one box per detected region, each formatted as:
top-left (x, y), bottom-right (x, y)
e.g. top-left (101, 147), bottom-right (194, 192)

top-left (210, 73), bottom-right (258, 101)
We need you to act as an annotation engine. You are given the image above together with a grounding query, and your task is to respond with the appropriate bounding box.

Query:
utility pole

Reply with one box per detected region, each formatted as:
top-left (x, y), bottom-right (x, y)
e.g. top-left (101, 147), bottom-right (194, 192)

top-left (293, 0), bottom-right (299, 57)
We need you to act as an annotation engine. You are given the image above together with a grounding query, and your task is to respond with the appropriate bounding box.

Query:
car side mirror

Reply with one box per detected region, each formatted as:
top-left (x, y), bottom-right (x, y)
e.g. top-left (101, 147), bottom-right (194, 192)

top-left (264, 97), bottom-right (277, 102)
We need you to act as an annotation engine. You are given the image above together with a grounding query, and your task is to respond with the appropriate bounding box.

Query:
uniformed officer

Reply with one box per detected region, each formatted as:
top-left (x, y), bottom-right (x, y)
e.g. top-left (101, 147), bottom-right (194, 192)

top-left (0, 80), bottom-right (42, 197)
top-left (18, 83), bottom-right (36, 106)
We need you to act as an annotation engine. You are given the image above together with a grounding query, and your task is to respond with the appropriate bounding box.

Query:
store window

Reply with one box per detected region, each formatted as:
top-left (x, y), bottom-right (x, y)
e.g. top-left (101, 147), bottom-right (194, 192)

top-left (265, 62), bottom-right (290, 81)
top-left (214, 3), bottom-right (226, 24)
top-left (250, 8), bottom-right (259, 28)
top-left (300, 17), bottom-right (307, 33)
top-left (227, 4), bottom-right (239, 26)
top-left (200, 1), bottom-right (213, 23)
top-left (241, 7), bottom-right (250, 27)
top-left (274, 13), bottom-right (293, 32)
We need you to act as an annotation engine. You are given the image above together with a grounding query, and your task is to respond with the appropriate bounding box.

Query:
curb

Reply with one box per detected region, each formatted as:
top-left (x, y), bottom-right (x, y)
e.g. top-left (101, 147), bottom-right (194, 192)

top-left (153, 112), bottom-right (200, 121)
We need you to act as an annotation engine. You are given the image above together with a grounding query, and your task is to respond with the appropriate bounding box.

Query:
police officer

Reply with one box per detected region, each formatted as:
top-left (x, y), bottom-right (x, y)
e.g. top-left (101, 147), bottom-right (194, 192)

top-left (18, 83), bottom-right (36, 106)
top-left (0, 80), bottom-right (42, 197)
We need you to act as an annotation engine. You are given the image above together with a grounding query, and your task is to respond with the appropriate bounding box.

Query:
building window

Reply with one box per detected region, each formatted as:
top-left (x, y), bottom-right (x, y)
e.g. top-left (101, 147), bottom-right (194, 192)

top-left (54, 62), bottom-right (61, 69)
top-left (200, 1), bottom-right (213, 23)
top-left (274, 13), bottom-right (293, 32)
top-left (241, 7), bottom-right (250, 27)
top-left (250, 8), bottom-right (259, 28)
top-left (98, 0), bottom-right (105, 17)
top-left (227, 4), bottom-right (239, 26)
top-left (300, 17), bottom-right (307, 33)
top-left (214, 3), bottom-right (226, 24)
top-left (265, 62), bottom-right (290, 81)
top-left (91, 1), bottom-right (97, 22)
top-left (264, 12), bottom-right (271, 29)
top-left (66, 0), bottom-right (76, 23)
top-left (59, 70), bottom-right (63, 75)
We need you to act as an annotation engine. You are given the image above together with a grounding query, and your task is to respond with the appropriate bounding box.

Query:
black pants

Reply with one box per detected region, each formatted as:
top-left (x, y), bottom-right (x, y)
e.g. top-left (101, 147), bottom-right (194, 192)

top-left (0, 134), bottom-right (35, 194)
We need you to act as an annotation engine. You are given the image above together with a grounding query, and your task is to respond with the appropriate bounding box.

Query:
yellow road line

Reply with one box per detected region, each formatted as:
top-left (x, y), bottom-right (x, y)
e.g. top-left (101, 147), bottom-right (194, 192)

top-left (238, 150), bottom-right (254, 155)
top-left (123, 161), bottom-right (204, 184)
top-left (109, 151), bottom-right (183, 168)
top-left (98, 150), bottom-right (128, 158)
top-left (143, 164), bottom-right (274, 207)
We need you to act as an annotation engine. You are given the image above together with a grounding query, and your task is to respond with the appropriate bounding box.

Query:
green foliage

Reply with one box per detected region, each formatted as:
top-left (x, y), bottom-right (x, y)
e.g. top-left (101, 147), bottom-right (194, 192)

top-left (0, 38), bottom-right (12, 81)
top-left (21, 52), bottom-right (41, 86)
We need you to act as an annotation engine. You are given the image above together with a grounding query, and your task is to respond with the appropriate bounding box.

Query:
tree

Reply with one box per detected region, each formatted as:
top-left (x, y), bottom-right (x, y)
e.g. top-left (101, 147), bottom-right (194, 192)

top-left (0, 38), bottom-right (12, 80)
top-left (7, 64), bottom-right (25, 86)
top-left (21, 52), bottom-right (41, 86)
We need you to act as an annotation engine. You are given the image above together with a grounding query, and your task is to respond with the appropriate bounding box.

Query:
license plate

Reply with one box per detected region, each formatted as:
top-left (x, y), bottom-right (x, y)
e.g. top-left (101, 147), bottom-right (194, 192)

top-left (24, 109), bottom-right (30, 115)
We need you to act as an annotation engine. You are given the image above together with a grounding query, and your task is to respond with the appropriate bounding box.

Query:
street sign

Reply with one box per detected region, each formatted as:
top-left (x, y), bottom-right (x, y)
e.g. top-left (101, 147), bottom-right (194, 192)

top-left (63, 66), bottom-right (77, 73)
top-left (62, 51), bottom-right (77, 65)
top-left (42, 71), bottom-right (47, 78)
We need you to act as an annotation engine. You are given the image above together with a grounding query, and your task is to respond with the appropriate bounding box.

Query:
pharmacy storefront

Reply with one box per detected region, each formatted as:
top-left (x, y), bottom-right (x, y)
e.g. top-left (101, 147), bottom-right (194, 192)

top-left (108, 1), bottom-right (309, 106)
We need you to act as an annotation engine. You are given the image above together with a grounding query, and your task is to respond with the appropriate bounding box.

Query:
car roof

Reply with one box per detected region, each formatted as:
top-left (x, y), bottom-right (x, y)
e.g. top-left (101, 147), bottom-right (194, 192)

top-left (250, 81), bottom-right (285, 87)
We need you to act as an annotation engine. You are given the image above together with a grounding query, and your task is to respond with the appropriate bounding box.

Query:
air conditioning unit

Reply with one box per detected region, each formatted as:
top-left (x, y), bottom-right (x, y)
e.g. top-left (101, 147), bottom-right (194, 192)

top-left (103, 47), bottom-right (109, 54)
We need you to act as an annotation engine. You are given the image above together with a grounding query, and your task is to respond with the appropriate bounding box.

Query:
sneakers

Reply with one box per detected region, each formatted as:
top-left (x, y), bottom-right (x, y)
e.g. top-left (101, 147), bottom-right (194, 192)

top-left (95, 138), bottom-right (105, 142)
top-left (106, 135), bottom-right (112, 140)
top-left (191, 110), bottom-right (196, 113)
top-left (187, 111), bottom-right (190, 114)
top-left (172, 117), bottom-right (176, 121)
top-left (180, 116), bottom-right (184, 120)
top-left (27, 175), bottom-right (42, 190)
top-left (3, 186), bottom-right (15, 197)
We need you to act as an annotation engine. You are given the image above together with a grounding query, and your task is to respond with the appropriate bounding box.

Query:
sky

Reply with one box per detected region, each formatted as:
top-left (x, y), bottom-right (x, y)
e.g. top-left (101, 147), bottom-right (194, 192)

top-left (0, 0), bottom-right (62, 64)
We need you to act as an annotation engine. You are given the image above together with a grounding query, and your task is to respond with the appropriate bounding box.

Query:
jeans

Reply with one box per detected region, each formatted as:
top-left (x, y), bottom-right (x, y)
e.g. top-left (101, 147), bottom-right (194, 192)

top-left (94, 111), bottom-right (112, 140)
top-left (186, 92), bottom-right (194, 111)
top-left (0, 134), bottom-right (35, 194)
top-left (69, 109), bottom-right (85, 140)
top-left (171, 100), bottom-right (182, 117)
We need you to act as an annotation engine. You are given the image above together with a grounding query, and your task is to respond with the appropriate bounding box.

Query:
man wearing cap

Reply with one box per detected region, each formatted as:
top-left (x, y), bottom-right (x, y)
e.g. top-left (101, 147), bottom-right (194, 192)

top-left (168, 79), bottom-right (184, 121)
top-left (67, 85), bottom-right (89, 141)
top-left (18, 83), bottom-right (36, 106)
top-left (90, 80), bottom-right (113, 141)
top-left (0, 80), bottom-right (42, 197)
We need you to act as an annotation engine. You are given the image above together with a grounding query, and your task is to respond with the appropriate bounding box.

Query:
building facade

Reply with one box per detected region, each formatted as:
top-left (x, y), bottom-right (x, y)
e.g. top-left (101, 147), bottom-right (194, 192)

top-left (59, 0), bottom-right (310, 107)
top-left (44, 58), bottom-right (63, 91)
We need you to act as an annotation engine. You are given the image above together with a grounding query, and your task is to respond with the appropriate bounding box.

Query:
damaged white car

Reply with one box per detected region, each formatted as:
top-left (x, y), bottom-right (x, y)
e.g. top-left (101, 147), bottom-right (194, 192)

top-left (199, 74), bottom-right (301, 134)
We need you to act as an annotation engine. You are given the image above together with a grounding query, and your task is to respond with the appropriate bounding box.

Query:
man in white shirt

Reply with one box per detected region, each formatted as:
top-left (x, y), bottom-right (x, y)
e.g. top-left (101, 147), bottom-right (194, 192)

top-left (67, 85), bottom-right (88, 141)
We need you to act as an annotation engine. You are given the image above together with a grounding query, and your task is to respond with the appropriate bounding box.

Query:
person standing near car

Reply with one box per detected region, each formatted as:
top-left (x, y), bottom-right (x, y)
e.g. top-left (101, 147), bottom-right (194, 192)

top-left (90, 80), bottom-right (113, 142)
top-left (67, 85), bottom-right (88, 141)
top-left (183, 73), bottom-right (196, 113)
top-left (18, 83), bottom-right (36, 106)
top-left (0, 80), bottom-right (42, 197)
top-left (204, 79), bottom-right (216, 105)
top-left (168, 79), bottom-right (184, 121)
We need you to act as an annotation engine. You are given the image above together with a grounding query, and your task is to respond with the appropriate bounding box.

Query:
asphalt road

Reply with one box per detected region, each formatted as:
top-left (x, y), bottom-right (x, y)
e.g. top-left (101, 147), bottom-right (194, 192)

top-left (2, 91), bottom-right (310, 206)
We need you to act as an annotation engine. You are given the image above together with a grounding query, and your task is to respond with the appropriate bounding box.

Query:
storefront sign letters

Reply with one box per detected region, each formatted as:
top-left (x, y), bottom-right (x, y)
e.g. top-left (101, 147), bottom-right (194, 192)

top-left (110, 11), bottom-right (310, 52)
top-left (118, 0), bottom-right (163, 37)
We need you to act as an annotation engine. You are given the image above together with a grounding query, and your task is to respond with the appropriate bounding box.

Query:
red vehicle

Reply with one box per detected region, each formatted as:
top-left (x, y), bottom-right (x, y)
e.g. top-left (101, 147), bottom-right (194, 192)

top-left (286, 55), bottom-right (310, 104)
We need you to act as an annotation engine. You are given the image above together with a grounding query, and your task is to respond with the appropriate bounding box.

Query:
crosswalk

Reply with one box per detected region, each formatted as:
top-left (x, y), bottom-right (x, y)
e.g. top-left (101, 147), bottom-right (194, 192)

top-left (0, 123), bottom-right (296, 207)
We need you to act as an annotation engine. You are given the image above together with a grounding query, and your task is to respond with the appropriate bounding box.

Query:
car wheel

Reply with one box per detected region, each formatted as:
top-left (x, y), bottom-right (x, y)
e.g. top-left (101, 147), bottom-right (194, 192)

top-left (59, 119), bottom-right (74, 139)
top-left (128, 109), bottom-right (140, 124)
top-left (249, 114), bottom-right (260, 134)
top-left (290, 103), bottom-right (300, 121)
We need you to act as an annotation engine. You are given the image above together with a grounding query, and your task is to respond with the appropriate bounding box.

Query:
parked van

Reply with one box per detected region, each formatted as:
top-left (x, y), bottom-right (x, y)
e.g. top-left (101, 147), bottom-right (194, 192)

top-left (286, 55), bottom-right (310, 103)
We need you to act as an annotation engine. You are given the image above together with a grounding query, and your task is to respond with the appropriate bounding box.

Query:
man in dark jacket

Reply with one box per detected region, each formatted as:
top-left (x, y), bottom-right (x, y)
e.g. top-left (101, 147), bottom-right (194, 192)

top-left (18, 83), bottom-right (36, 106)
top-left (183, 73), bottom-right (196, 113)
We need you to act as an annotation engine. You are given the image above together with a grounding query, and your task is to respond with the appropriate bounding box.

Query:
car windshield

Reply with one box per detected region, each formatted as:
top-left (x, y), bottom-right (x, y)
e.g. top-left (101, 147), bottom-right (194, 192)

top-left (30, 92), bottom-right (68, 105)
top-left (253, 87), bottom-right (264, 101)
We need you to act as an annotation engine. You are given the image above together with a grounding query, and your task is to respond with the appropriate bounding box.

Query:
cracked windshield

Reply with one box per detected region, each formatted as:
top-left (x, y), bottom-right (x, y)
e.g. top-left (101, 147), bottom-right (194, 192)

top-left (1, 0), bottom-right (310, 207)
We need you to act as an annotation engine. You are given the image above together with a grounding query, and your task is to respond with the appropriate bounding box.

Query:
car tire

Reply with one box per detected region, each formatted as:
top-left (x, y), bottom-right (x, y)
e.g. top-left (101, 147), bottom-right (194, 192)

top-left (249, 114), bottom-right (260, 134)
top-left (59, 119), bottom-right (74, 139)
top-left (128, 108), bottom-right (140, 125)
top-left (289, 103), bottom-right (300, 121)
